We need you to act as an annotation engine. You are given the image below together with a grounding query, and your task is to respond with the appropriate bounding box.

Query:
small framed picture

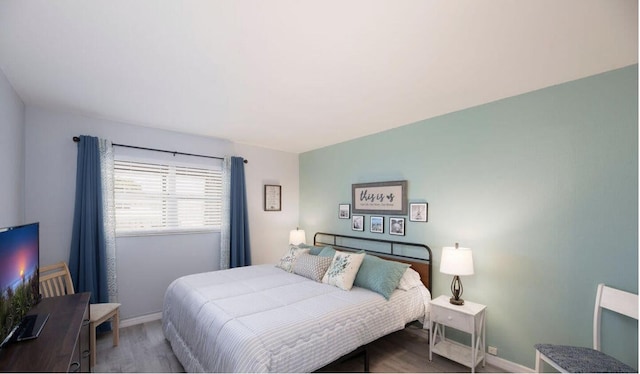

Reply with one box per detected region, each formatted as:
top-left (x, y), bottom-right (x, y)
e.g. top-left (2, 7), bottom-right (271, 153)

top-left (370, 216), bottom-right (384, 234)
top-left (389, 217), bottom-right (405, 236)
top-left (409, 203), bottom-right (428, 222)
top-left (264, 185), bottom-right (281, 211)
top-left (352, 215), bottom-right (364, 231)
top-left (339, 204), bottom-right (351, 219)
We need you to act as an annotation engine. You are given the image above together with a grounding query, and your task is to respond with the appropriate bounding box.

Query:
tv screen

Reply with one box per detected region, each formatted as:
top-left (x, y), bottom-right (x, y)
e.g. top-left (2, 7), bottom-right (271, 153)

top-left (0, 222), bottom-right (40, 347)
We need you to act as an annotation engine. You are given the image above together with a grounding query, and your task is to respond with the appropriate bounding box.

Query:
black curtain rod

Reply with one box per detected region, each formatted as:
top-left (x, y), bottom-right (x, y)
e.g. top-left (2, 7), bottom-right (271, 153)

top-left (72, 136), bottom-right (247, 163)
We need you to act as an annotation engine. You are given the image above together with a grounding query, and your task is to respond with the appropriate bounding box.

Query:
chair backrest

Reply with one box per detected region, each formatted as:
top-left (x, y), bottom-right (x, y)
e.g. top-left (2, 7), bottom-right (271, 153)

top-left (39, 262), bottom-right (75, 298)
top-left (593, 283), bottom-right (638, 351)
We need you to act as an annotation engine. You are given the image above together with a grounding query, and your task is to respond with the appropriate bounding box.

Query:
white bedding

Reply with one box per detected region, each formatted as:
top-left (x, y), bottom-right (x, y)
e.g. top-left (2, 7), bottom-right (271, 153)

top-left (162, 264), bottom-right (431, 373)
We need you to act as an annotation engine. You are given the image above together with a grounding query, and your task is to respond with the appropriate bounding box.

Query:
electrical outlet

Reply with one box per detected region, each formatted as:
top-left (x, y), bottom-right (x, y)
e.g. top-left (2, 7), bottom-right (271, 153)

top-left (488, 346), bottom-right (498, 355)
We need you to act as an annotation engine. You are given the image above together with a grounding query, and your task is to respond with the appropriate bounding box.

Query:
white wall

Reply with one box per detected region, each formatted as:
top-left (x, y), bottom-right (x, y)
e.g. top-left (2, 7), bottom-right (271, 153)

top-left (25, 106), bottom-right (299, 319)
top-left (0, 69), bottom-right (25, 228)
top-left (234, 143), bottom-right (300, 265)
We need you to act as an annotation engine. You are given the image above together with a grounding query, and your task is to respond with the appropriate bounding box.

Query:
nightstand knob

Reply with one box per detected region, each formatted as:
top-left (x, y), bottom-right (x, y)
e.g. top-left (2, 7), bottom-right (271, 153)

top-left (448, 316), bottom-right (453, 320)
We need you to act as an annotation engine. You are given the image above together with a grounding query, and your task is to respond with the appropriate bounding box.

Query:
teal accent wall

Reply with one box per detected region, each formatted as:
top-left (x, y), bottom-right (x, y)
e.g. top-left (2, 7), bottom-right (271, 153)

top-left (299, 65), bottom-right (638, 369)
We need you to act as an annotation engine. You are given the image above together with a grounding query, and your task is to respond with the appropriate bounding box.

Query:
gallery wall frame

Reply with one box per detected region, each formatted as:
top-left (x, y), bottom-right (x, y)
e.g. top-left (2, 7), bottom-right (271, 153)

top-left (409, 203), bottom-right (428, 222)
top-left (370, 216), bottom-right (384, 234)
top-left (389, 217), bottom-right (405, 236)
top-left (352, 215), bottom-right (364, 231)
top-left (338, 204), bottom-right (351, 219)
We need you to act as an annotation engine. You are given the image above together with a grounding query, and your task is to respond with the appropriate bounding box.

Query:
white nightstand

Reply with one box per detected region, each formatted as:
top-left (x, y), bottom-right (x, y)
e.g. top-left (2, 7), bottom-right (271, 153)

top-left (428, 295), bottom-right (486, 373)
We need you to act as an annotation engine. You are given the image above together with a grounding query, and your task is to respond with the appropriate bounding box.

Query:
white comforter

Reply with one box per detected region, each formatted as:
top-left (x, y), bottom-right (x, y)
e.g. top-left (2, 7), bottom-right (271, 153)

top-left (162, 264), bottom-right (430, 373)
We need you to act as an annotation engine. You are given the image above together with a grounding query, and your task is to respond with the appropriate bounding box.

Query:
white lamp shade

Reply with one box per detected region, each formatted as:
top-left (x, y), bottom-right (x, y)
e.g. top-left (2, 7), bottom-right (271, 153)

top-left (289, 229), bottom-right (306, 245)
top-left (440, 246), bottom-right (474, 276)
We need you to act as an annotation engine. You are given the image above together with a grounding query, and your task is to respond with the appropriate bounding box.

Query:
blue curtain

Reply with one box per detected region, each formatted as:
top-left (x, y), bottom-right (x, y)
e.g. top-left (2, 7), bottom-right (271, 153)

top-left (68, 135), bottom-right (109, 308)
top-left (229, 157), bottom-right (251, 268)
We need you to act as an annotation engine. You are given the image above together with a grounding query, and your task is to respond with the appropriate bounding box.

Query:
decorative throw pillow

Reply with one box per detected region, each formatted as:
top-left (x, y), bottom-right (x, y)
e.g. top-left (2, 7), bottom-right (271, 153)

top-left (307, 246), bottom-right (324, 256)
top-left (307, 245), bottom-right (324, 256)
top-left (293, 253), bottom-right (333, 282)
top-left (296, 243), bottom-right (325, 256)
top-left (397, 267), bottom-right (423, 291)
top-left (322, 251), bottom-right (365, 290)
top-left (354, 254), bottom-right (410, 299)
top-left (276, 245), bottom-right (310, 273)
top-left (318, 246), bottom-right (336, 258)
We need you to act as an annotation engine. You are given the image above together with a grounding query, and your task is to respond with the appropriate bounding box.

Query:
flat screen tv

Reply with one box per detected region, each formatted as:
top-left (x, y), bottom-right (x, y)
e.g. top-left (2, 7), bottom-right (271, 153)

top-left (0, 222), bottom-right (48, 348)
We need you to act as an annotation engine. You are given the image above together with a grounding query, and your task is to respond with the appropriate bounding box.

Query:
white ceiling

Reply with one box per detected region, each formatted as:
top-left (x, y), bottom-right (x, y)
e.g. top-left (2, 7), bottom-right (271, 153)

top-left (0, 1), bottom-right (637, 153)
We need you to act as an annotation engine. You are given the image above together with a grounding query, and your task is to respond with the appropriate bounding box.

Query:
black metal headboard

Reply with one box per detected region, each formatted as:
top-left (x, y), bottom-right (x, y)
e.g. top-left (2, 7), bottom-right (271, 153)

top-left (313, 232), bottom-right (433, 291)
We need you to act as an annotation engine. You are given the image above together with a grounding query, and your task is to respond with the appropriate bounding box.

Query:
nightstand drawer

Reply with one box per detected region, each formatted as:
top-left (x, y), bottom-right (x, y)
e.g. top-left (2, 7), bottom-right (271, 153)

top-left (431, 306), bottom-right (473, 333)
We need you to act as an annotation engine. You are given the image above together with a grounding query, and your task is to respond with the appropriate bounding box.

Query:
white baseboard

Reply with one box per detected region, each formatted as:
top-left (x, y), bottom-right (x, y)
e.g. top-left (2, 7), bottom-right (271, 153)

top-left (120, 312), bottom-right (163, 328)
top-left (486, 354), bottom-right (533, 373)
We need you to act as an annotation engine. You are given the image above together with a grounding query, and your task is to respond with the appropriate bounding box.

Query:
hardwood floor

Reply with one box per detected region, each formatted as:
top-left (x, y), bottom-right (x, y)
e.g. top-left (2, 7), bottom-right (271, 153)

top-left (94, 320), bottom-right (505, 373)
top-left (93, 320), bottom-right (183, 373)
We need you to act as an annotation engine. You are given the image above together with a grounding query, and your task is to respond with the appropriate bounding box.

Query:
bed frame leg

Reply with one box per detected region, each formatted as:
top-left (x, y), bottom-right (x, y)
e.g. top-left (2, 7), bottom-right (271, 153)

top-left (363, 348), bottom-right (369, 373)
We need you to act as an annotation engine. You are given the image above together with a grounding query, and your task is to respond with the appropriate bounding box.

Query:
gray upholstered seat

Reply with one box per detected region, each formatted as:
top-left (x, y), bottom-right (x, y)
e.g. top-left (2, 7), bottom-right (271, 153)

top-left (534, 344), bottom-right (636, 373)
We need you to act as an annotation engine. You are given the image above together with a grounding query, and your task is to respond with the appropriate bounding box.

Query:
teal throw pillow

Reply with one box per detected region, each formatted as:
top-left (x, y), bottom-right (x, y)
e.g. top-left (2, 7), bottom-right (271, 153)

top-left (308, 247), bottom-right (323, 255)
top-left (295, 243), bottom-right (325, 255)
top-left (318, 246), bottom-right (336, 258)
top-left (354, 254), bottom-right (410, 299)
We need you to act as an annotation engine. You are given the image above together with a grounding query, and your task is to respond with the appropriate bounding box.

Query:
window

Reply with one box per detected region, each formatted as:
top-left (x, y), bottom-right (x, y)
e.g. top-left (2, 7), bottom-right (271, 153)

top-left (114, 159), bottom-right (222, 236)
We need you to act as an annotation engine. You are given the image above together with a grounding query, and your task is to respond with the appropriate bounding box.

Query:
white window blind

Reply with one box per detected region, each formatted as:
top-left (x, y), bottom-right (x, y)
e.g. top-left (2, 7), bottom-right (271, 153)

top-left (114, 159), bottom-right (222, 236)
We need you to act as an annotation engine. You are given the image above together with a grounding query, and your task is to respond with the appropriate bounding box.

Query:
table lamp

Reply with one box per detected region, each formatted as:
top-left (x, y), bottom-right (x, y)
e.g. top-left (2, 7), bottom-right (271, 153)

top-left (289, 228), bottom-right (306, 245)
top-left (440, 243), bottom-right (474, 305)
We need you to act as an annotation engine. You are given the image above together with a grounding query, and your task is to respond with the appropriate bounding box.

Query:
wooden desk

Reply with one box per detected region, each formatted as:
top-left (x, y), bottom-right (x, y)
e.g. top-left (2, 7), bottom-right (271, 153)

top-left (0, 293), bottom-right (91, 372)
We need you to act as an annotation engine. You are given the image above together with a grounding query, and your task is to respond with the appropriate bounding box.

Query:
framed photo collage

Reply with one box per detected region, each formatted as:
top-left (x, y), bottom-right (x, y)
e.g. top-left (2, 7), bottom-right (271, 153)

top-left (339, 180), bottom-right (428, 237)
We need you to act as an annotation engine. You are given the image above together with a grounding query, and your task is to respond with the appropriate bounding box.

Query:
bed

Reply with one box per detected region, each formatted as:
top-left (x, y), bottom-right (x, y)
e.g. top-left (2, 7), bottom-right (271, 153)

top-left (162, 232), bottom-right (432, 372)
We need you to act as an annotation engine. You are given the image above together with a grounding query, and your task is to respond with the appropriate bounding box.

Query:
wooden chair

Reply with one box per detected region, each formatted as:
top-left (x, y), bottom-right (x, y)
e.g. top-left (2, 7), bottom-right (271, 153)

top-left (534, 283), bottom-right (638, 373)
top-left (39, 262), bottom-right (121, 368)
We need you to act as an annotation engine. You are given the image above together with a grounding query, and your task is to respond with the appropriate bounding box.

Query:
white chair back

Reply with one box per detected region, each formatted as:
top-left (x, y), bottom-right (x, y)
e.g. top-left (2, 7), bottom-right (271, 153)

top-left (593, 283), bottom-right (639, 351)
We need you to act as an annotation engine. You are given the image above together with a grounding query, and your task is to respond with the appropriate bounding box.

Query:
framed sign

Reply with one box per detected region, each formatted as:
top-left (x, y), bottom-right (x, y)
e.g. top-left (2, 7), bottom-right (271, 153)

top-left (352, 180), bottom-right (407, 215)
top-left (264, 184), bottom-right (281, 211)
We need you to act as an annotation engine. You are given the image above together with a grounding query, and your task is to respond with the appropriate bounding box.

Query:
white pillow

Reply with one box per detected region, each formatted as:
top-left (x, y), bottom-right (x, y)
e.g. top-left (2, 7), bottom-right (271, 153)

top-left (322, 251), bottom-right (365, 290)
top-left (276, 245), bottom-right (310, 273)
top-left (397, 267), bottom-right (423, 290)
